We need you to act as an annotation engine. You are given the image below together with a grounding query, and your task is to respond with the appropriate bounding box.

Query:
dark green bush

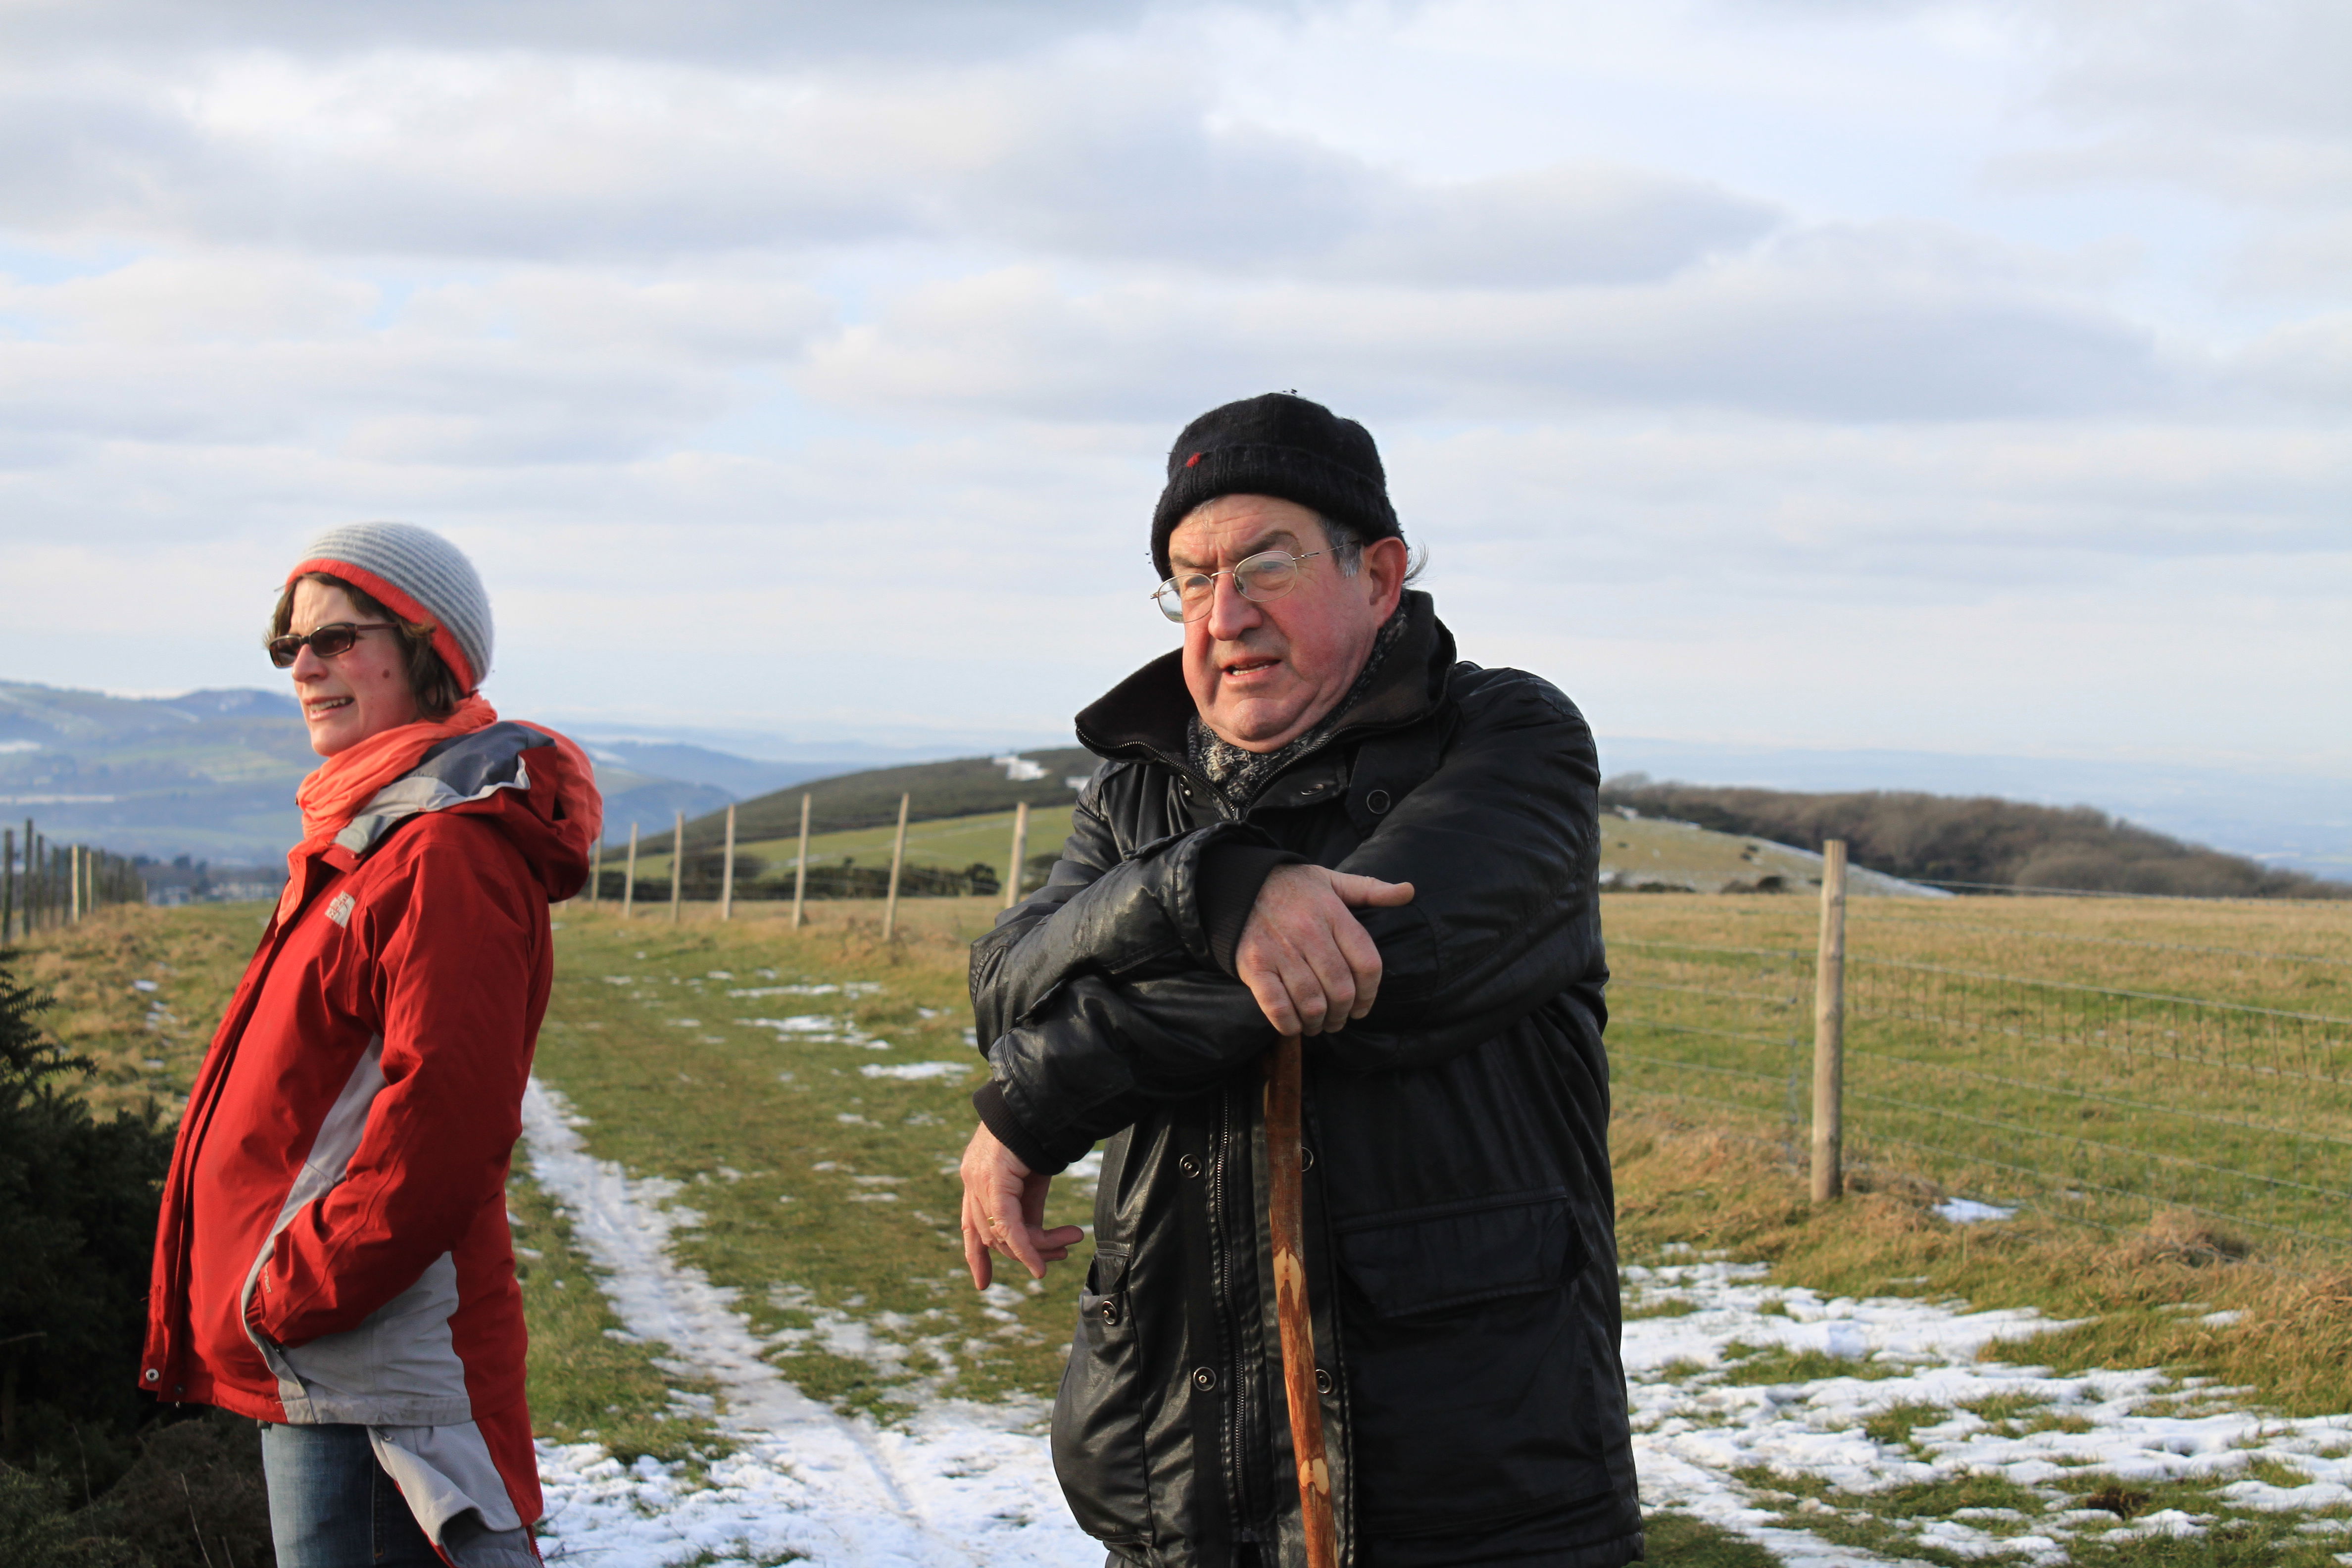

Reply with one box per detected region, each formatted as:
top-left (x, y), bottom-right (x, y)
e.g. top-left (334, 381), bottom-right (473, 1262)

top-left (0, 954), bottom-right (271, 1567)
top-left (0, 961), bottom-right (175, 1489)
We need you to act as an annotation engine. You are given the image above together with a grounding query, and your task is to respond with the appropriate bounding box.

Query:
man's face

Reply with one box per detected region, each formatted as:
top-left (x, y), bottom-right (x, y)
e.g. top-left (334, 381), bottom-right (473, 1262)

top-left (1170, 494), bottom-right (1406, 754)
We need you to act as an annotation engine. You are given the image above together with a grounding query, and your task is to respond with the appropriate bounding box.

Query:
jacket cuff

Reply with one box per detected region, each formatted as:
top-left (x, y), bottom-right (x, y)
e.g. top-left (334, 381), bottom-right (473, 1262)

top-left (1197, 843), bottom-right (1303, 977)
top-left (973, 1079), bottom-right (1070, 1176)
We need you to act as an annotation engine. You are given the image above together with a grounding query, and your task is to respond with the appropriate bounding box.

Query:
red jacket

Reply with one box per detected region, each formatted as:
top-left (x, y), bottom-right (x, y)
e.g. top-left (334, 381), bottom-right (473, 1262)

top-left (142, 725), bottom-right (593, 1491)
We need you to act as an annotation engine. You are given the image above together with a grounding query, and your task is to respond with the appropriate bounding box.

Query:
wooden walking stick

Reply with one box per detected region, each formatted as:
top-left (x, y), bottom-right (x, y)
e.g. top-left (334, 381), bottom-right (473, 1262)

top-left (1265, 1032), bottom-right (1338, 1568)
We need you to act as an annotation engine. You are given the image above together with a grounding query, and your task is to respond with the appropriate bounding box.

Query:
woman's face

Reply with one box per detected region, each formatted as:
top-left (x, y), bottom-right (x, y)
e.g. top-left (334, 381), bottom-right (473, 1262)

top-left (287, 579), bottom-right (422, 757)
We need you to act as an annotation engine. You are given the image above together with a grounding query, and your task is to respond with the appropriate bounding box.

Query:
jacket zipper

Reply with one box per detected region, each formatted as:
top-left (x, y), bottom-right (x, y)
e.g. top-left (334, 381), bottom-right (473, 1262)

top-left (1210, 1072), bottom-right (1270, 1540)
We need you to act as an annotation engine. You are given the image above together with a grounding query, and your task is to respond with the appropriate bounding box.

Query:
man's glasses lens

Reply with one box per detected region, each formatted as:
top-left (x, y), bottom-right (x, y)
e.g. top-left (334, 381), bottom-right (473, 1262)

top-left (267, 623), bottom-right (371, 668)
top-left (1153, 550), bottom-right (1318, 623)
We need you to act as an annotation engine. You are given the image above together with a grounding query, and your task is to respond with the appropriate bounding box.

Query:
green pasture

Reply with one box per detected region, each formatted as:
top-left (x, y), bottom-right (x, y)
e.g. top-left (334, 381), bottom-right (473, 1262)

top-left (617, 805), bottom-right (1075, 889)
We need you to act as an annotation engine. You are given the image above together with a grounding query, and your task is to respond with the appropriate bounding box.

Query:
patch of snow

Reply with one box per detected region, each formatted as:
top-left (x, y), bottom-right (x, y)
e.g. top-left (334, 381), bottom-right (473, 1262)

top-left (519, 1078), bottom-right (1095, 1567)
top-left (1934, 1198), bottom-right (2017, 1225)
top-left (1623, 1260), bottom-right (2352, 1562)
top-left (861, 1061), bottom-right (971, 1082)
top-left (740, 1014), bottom-right (865, 1042)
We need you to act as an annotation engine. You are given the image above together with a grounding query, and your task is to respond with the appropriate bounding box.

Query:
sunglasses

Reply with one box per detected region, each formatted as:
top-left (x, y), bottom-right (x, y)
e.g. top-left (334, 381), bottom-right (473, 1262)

top-left (267, 622), bottom-right (398, 669)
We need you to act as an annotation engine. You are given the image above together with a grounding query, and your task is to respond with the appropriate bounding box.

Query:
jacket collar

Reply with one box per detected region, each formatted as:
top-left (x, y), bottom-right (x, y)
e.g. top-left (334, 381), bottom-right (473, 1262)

top-left (1076, 589), bottom-right (1455, 776)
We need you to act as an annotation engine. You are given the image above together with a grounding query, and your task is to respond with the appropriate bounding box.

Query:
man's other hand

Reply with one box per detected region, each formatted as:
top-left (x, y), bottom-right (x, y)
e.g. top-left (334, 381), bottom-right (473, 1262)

top-left (960, 1121), bottom-right (1087, 1290)
top-left (1234, 864), bottom-right (1415, 1036)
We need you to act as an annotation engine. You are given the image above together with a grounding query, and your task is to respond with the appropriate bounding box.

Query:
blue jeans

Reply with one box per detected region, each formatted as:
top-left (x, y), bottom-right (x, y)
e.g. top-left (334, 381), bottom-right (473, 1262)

top-left (260, 1423), bottom-right (535, 1568)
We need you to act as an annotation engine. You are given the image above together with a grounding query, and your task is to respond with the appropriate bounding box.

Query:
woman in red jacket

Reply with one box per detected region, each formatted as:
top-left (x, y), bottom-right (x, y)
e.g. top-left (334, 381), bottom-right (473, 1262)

top-left (142, 522), bottom-right (601, 1568)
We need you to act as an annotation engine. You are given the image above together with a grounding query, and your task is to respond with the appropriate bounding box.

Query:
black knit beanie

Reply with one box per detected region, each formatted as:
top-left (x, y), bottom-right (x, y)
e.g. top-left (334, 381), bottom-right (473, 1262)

top-left (1151, 392), bottom-right (1402, 578)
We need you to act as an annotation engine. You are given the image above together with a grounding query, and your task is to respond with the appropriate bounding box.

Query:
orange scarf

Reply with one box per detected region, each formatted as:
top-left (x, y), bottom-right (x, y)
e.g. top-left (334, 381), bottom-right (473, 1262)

top-left (278, 696), bottom-right (604, 919)
top-left (293, 694), bottom-right (501, 851)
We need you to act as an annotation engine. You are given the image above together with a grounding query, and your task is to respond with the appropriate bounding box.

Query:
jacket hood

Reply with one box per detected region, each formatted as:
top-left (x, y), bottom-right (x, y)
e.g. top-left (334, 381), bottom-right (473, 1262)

top-left (338, 721), bottom-right (602, 901)
top-left (1076, 588), bottom-right (1455, 772)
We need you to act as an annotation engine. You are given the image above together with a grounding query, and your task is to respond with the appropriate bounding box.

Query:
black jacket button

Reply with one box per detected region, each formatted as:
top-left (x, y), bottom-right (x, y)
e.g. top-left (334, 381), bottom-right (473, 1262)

top-left (1314, 1368), bottom-right (1334, 1395)
top-left (1366, 789), bottom-right (1391, 814)
top-left (1192, 1366), bottom-right (1218, 1391)
top-left (1099, 1300), bottom-right (1122, 1326)
top-left (1178, 1154), bottom-right (1204, 1178)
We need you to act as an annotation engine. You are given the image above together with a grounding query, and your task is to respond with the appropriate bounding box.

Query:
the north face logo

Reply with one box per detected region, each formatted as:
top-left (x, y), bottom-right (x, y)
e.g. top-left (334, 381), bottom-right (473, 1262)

top-left (326, 892), bottom-right (356, 928)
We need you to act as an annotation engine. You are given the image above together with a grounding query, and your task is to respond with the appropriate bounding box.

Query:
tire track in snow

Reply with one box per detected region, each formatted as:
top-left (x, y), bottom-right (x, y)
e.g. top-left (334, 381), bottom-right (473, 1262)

top-left (519, 1078), bottom-right (1098, 1568)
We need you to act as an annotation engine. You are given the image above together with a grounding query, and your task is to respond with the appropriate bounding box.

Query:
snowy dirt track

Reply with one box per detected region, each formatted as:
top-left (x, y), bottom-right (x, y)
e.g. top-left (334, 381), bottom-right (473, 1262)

top-left (521, 1079), bottom-right (1100, 1568)
top-left (521, 1079), bottom-right (2352, 1566)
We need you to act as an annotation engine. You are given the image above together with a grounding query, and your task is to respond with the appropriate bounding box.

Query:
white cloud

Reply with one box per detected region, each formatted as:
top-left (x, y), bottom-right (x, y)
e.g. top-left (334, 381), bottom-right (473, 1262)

top-left (0, 0), bottom-right (2342, 791)
top-left (800, 222), bottom-right (2173, 422)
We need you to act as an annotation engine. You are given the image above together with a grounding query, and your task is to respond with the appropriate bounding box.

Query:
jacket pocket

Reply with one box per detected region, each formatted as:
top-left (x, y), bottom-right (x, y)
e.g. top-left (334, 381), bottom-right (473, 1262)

top-left (1335, 1188), bottom-right (1583, 1319)
top-left (1335, 1192), bottom-right (1617, 1534)
top-left (1049, 1245), bottom-right (1153, 1547)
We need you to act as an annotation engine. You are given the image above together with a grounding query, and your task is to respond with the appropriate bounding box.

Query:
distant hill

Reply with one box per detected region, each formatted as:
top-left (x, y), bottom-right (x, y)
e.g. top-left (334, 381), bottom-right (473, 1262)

top-left (579, 741), bottom-right (870, 846)
top-left (0, 682), bottom-right (315, 863)
top-left (669, 748), bottom-right (1100, 853)
top-left (1601, 778), bottom-right (2351, 899)
top-left (0, 680), bottom-right (892, 866)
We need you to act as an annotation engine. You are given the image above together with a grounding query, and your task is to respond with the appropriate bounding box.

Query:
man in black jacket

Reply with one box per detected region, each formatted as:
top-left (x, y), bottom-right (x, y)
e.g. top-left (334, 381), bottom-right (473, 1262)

top-left (960, 392), bottom-right (1641, 1568)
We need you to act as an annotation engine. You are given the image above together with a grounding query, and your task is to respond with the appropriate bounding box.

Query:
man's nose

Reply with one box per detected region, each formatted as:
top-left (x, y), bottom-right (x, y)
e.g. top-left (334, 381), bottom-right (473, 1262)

top-left (1203, 570), bottom-right (1262, 641)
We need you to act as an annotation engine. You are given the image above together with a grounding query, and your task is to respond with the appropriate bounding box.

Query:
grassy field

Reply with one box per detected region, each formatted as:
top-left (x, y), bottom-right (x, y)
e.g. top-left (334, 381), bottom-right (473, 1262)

top-left (527, 897), bottom-right (1091, 1422)
top-left (23, 888), bottom-right (2352, 1564)
top-left (619, 805), bottom-right (1077, 890)
top-left (1607, 891), bottom-right (2352, 1245)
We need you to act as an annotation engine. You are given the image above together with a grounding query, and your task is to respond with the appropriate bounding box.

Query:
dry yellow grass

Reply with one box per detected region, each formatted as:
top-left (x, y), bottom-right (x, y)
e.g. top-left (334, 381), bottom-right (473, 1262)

top-left (1603, 891), bottom-right (2352, 1246)
top-left (1613, 1104), bottom-right (2352, 1417)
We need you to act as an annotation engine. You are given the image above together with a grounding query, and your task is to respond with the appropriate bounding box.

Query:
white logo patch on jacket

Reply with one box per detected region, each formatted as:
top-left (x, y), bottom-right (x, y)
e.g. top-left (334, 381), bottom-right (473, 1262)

top-left (326, 892), bottom-right (356, 927)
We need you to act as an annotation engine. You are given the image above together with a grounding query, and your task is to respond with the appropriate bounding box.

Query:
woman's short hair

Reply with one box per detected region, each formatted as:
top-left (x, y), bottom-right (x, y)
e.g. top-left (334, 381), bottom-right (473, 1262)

top-left (269, 572), bottom-right (467, 721)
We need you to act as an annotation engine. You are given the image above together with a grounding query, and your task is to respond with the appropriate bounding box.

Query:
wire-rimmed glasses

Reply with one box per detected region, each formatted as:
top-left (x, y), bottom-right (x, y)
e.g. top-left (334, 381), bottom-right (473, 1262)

top-left (1152, 549), bottom-right (1324, 623)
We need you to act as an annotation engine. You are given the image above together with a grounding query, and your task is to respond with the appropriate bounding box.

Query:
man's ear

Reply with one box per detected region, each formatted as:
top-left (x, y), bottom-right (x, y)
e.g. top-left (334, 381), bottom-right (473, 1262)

top-left (1363, 536), bottom-right (1410, 617)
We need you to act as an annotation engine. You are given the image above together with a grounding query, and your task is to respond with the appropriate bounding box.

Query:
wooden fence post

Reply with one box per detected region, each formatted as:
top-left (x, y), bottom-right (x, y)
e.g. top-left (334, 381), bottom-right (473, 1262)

top-left (720, 802), bottom-right (737, 922)
top-left (1005, 801), bottom-right (1030, 911)
top-left (669, 811), bottom-right (685, 925)
top-left (623, 823), bottom-right (639, 920)
top-left (1811, 838), bottom-right (1848, 1204)
top-left (587, 834), bottom-right (601, 907)
top-left (71, 845), bottom-right (84, 924)
top-left (882, 792), bottom-right (910, 940)
top-left (21, 821), bottom-right (33, 932)
top-left (791, 794), bottom-right (811, 930)
top-left (1, 827), bottom-right (13, 942)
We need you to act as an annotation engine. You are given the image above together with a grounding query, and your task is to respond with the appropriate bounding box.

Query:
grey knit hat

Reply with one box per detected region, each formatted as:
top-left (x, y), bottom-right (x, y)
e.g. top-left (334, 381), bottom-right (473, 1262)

top-left (288, 521), bottom-right (492, 691)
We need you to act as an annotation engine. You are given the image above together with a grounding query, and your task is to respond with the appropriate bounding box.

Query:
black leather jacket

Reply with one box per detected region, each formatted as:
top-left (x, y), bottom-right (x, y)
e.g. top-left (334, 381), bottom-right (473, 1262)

top-left (970, 594), bottom-right (1641, 1568)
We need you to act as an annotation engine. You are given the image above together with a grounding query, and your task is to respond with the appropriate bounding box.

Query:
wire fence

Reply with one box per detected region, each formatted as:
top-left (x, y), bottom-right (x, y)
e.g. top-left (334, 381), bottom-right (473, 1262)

top-left (1609, 910), bottom-right (2352, 1249)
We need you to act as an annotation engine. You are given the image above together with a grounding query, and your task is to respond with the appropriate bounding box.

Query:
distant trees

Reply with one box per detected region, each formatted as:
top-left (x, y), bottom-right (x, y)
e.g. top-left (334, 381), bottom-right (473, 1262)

top-left (1599, 780), bottom-right (2349, 899)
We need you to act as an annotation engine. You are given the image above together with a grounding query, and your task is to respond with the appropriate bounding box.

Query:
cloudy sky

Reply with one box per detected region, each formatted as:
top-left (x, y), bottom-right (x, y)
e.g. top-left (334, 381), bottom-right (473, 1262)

top-left (0, 0), bottom-right (2345, 784)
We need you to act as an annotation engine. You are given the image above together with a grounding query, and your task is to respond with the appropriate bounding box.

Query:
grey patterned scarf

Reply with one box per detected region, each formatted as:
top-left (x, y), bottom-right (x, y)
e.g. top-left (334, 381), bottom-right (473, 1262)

top-left (1186, 606), bottom-right (1411, 815)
